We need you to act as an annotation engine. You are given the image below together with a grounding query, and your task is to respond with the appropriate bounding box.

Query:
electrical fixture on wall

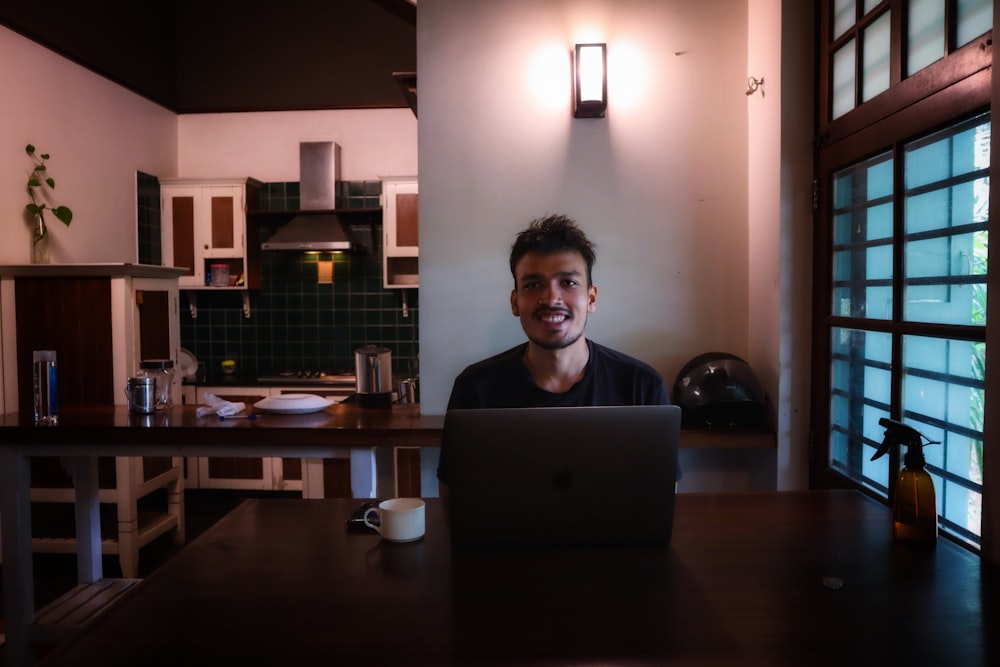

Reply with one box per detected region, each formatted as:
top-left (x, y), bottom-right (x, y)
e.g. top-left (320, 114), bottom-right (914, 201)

top-left (574, 43), bottom-right (607, 118)
top-left (746, 76), bottom-right (765, 98)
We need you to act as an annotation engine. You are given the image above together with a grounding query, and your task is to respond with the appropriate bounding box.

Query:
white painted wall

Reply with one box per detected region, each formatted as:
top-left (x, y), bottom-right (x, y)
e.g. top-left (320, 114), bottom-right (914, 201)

top-left (0, 25), bottom-right (177, 265)
top-left (419, 0), bottom-right (752, 413)
top-left (417, 0), bottom-right (815, 493)
top-left (176, 110), bottom-right (417, 181)
top-left (746, 1), bottom-right (814, 492)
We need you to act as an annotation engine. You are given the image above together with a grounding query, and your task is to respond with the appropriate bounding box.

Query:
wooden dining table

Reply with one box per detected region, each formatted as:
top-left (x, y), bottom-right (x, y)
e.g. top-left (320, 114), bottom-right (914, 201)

top-left (0, 404), bottom-right (444, 667)
top-left (27, 491), bottom-right (999, 667)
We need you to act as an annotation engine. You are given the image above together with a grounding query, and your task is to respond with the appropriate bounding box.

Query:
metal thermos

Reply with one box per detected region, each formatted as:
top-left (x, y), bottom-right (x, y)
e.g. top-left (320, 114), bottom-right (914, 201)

top-left (125, 376), bottom-right (157, 415)
top-left (354, 345), bottom-right (393, 408)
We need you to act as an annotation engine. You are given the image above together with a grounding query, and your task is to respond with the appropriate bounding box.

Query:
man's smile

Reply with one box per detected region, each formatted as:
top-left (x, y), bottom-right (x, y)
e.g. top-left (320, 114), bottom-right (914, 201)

top-left (535, 308), bottom-right (571, 324)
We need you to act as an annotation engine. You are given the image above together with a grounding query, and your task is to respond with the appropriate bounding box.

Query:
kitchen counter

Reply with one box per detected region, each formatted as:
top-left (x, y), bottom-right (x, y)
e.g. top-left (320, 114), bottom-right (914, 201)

top-left (0, 263), bottom-right (187, 278)
top-left (0, 403), bottom-right (443, 454)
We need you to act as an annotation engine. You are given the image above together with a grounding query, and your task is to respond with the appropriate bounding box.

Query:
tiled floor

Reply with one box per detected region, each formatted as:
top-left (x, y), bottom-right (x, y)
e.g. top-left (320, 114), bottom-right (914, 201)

top-left (0, 489), bottom-right (289, 665)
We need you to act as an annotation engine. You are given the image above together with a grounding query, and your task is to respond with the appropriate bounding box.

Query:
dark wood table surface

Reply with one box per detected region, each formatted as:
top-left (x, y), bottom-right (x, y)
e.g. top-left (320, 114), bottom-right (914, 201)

top-left (0, 403), bottom-right (445, 453)
top-left (0, 404), bottom-right (444, 666)
top-left (33, 491), bottom-right (999, 666)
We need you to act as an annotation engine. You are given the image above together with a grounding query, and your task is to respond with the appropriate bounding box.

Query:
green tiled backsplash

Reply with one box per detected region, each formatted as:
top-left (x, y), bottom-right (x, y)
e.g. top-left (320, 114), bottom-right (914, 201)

top-left (175, 180), bottom-right (419, 383)
top-left (137, 171), bottom-right (162, 266)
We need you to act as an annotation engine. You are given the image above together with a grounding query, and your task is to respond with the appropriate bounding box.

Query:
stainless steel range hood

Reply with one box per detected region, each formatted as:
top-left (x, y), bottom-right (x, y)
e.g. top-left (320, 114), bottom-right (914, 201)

top-left (262, 142), bottom-right (355, 251)
top-left (261, 213), bottom-right (353, 251)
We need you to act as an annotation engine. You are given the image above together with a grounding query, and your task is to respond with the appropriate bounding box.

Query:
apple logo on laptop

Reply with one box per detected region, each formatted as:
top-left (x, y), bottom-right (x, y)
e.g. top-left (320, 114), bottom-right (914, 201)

top-left (552, 467), bottom-right (574, 490)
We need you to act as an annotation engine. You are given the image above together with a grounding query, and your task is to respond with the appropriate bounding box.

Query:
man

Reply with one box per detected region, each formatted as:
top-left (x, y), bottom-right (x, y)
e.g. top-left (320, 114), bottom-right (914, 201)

top-left (438, 214), bottom-right (671, 485)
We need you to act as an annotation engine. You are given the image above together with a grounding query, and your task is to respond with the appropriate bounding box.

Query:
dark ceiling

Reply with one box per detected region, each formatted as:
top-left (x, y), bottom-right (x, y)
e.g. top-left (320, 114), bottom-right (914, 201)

top-left (1, 0), bottom-right (416, 114)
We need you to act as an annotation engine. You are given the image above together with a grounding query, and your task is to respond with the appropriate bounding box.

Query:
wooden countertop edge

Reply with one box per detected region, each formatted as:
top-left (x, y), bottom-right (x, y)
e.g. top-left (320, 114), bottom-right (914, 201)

top-left (1, 406), bottom-right (775, 450)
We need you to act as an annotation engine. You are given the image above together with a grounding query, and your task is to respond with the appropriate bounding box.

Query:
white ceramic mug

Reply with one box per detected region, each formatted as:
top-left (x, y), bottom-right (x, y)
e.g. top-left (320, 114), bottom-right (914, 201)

top-left (363, 498), bottom-right (425, 542)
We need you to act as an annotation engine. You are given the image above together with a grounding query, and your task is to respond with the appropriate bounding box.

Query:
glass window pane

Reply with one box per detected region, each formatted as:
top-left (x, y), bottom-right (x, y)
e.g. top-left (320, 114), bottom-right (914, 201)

top-left (862, 0), bottom-right (880, 14)
top-left (833, 39), bottom-right (857, 119)
top-left (867, 158), bottom-right (893, 199)
top-left (867, 202), bottom-right (893, 239)
top-left (830, 328), bottom-right (893, 495)
top-left (904, 114), bottom-right (990, 325)
top-left (832, 152), bottom-right (895, 319)
top-left (867, 243), bottom-right (893, 279)
top-left (908, 0), bottom-right (945, 76)
top-left (833, 0), bottom-right (856, 40)
top-left (862, 11), bottom-right (891, 102)
top-left (833, 212), bottom-right (854, 244)
top-left (957, 0), bottom-right (993, 47)
top-left (902, 334), bottom-right (984, 542)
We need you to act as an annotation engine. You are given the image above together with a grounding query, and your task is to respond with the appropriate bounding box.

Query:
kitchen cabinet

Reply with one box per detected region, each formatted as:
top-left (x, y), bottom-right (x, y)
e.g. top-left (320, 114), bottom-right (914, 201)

top-left (181, 385), bottom-right (373, 497)
top-left (0, 263), bottom-right (186, 578)
top-left (381, 177), bottom-right (418, 288)
top-left (189, 386), bottom-right (292, 491)
top-left (161, 177), bottom-right (263, 290)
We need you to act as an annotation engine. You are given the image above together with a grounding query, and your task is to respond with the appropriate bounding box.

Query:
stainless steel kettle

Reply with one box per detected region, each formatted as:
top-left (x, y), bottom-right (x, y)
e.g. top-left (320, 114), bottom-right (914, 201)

top-left (354, 345), bottom-right (393, 408)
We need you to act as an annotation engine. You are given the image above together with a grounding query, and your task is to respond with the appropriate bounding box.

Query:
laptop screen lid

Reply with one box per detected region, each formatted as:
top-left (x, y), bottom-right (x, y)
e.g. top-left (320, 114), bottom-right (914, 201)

top-left (442, 405), bottom-right (681, 548)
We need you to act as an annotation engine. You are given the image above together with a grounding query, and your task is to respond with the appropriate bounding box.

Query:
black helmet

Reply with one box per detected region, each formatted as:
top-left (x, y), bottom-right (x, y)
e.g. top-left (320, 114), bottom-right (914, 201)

top-left (672, 352), bottom-right (767, 429)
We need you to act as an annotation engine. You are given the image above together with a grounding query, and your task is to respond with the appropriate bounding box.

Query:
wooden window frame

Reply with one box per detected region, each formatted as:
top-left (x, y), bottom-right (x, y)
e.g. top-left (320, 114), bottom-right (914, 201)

top-left (811, 0), bottom-right (992, 512)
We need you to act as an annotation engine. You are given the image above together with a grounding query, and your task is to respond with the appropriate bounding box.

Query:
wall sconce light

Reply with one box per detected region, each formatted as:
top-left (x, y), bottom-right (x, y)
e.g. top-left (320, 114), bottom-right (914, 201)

top-left (574, 43), bottom-right (607, 118)
top-left (746, 76), bottom-right (765, 97)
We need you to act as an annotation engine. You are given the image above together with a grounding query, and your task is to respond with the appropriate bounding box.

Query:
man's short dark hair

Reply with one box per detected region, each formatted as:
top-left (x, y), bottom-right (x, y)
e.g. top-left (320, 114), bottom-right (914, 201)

top-left (509, 214), bottom-right (597, 286)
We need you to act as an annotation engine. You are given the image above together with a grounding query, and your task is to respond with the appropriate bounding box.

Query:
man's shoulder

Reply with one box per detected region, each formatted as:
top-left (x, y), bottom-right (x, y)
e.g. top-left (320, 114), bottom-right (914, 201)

top-left (455, 343), bottom-right (527, 380)
top-left (589, 340), bottom-right (660, 375)
top-left (587, 340), bottom-right (670, 405)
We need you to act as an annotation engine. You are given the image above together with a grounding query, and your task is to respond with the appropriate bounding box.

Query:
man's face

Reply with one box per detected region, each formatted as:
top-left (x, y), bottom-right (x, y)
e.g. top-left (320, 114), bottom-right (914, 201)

top-left (510, 250), bottom-right (597, 350)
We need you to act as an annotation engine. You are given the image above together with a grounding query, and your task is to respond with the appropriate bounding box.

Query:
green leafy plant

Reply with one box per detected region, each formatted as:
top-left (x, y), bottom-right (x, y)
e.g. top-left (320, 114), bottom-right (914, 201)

top-left (25, 144), bottom-right (73, 227)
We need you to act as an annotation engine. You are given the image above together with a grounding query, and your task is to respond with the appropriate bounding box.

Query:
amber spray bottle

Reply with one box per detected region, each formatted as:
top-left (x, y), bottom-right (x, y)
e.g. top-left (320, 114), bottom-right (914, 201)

top-left (870, 417), bottom-right (939, 546)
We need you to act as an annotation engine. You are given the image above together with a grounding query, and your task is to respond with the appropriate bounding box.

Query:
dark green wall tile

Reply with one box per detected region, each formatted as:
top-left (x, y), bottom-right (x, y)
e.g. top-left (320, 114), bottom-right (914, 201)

top-left (179, 180), bottom-right (417, 382)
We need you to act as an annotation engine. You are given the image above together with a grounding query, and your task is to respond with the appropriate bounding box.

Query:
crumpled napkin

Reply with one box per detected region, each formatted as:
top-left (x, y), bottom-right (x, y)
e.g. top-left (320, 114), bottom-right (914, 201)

top-left (196, 392), bottom-right (247, 418)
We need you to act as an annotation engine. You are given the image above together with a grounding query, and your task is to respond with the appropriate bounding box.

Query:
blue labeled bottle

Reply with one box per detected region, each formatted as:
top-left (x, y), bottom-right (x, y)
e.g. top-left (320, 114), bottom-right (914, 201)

top-left (33, 350), bottom-right (59, 425)
top-left (871, 417), bottom-right (938, 545)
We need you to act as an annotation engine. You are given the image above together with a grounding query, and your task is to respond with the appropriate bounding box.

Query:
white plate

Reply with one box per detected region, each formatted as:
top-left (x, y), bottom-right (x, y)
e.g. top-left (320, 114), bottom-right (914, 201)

top-left (253, 394), bottom-right (335, 414)
top-left (178, 348), bottom-right (199, 380)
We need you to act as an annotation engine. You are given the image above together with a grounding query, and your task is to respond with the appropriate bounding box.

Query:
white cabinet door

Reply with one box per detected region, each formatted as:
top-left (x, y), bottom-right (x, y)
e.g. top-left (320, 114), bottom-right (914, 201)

top-left (161, 178), bottom-right (257, 290)
top-left (381, 178), bottom-right (419, 288)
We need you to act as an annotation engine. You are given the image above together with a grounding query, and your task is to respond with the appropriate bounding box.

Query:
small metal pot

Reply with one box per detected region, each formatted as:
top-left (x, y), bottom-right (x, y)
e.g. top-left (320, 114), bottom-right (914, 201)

top-left (124, 376), bottom-right (157, 415)
top-left (396, 377), bottom-right (418, 404)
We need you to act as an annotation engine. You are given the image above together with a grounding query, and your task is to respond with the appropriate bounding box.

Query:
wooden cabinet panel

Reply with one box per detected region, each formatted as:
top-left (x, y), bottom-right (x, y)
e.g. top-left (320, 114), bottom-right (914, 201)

top-left (14, 276), bottom-right (114, 408)
top-left (170, 195), bottom-right (196, 278)
top-left (395, 192), bottom-right (419, 247)
top-left (137, 289), bottom-right (171, 361)
top-left (210, 195), bottom-right (235, 248)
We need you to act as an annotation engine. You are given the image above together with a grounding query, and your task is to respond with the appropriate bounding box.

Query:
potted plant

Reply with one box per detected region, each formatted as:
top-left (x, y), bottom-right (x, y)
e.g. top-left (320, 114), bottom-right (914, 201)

top-left (25, 144), bottom-right (73, 263)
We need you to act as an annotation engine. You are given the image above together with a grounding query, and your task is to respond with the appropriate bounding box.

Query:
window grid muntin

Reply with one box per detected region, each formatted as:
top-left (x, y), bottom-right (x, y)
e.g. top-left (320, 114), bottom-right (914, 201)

top-left (902, 113), bottom-right (990, 326)
top-left (829, 327), bottom-right (893, 495)
top-left (824, 1), bottom-right (993, 127)
top-left (824, 112), bottom-right (988, 548)
top-left (831, 152), bottom-right (895, 319)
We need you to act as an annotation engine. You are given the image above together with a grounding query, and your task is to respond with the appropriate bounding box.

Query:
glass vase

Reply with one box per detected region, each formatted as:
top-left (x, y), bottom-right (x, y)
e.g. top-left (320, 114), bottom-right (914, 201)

top-left (31, 216), bottom-right (50, 264)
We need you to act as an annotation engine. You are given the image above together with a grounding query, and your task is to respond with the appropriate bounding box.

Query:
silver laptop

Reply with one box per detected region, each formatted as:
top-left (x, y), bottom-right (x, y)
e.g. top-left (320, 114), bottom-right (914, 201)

top-left (442, 405), bottom-right (681, 548)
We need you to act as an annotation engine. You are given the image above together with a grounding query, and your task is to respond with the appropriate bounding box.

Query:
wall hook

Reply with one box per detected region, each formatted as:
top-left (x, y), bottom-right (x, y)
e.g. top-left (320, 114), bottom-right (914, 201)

top-left (746, 76), bottom-right (765, 97)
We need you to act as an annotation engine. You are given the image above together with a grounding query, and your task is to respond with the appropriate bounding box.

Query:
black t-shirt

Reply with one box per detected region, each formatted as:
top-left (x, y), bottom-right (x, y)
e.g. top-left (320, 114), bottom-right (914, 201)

top-left (440, 339), bottom-right (671, 482)
top-left (447, 340), bottom-right (669, 409)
